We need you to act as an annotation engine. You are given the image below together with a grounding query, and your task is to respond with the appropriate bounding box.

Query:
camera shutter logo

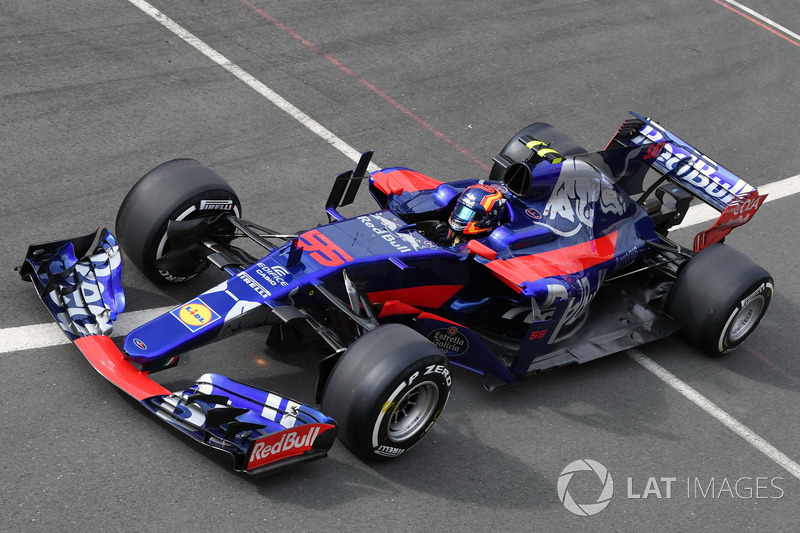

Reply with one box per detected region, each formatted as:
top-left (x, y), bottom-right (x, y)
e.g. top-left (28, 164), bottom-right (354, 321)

top-left (557, 459), bottom-right (614, 516)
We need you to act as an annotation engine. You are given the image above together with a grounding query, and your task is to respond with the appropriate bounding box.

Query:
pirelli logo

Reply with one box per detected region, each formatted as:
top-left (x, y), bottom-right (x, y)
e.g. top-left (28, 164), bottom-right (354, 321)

top-left (199, 199), bottom-right (235, 211)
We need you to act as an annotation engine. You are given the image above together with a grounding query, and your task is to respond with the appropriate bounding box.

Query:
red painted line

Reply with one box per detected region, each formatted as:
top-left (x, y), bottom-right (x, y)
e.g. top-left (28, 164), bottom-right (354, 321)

top-left (237, 0), bottom-right (490, 170)
top-left (711, 0), bottom-right (800, 48)
top-left (743, 344), bottom-right (800, 388)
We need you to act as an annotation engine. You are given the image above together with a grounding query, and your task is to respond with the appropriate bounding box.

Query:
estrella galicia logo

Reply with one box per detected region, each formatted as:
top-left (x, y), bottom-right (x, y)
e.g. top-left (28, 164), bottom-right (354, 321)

top-left (427, 327), bottom-right (469, 355)
top-left (171, 298), bottom-right (221, 332)
top-left (557, 459), bottom-right (614, 516)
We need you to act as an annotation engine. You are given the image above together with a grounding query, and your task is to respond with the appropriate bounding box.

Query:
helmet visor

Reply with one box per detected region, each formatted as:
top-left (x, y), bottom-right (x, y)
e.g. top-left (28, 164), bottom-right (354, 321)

top-left (452, 203), bottom-right (479, 224)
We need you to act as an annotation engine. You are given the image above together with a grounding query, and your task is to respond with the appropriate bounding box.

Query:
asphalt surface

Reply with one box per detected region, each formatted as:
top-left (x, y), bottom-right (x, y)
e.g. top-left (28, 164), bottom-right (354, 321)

top-left (2, 0), bottom-right (799, 531)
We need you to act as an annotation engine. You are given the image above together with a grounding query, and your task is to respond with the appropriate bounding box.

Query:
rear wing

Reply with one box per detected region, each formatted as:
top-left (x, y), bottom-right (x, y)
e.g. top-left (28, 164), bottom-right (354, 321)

top-left (607, 112), bottom-right (757, 211)
top-left (605, 112), bottom-right (767, 250)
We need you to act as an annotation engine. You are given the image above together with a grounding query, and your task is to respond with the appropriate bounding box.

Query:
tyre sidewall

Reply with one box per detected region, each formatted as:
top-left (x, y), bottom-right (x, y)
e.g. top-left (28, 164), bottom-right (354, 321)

top-left (321, 324), bottom-right (451, 460)
top-left (147, 189), bottom-right (240, 282)
top-left (353, 355), bottom-right (450, 459)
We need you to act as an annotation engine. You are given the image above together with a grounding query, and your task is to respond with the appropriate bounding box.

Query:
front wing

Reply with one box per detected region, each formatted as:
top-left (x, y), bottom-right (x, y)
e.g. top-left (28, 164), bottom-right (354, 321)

top-left (18, 229), bottom-right (337, 475)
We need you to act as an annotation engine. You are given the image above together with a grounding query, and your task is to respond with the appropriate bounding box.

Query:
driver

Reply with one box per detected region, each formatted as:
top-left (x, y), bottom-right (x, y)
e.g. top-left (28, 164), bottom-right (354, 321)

top-left (445, 183), bottom-right (507, 245)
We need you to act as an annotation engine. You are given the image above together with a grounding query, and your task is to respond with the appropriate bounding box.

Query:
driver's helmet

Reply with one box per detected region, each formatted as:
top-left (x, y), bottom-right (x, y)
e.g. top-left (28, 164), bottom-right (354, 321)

top-left (448, 183), bottom-right (507, 237)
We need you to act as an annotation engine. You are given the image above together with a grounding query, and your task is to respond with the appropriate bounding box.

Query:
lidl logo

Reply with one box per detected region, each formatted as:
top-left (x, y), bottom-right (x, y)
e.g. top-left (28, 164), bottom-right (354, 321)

top-left (172, 298), bottom-right (221, 332)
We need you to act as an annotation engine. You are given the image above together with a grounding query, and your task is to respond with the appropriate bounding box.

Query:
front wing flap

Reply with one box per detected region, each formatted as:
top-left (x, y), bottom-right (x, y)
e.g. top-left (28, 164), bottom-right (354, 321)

top-left (145, 372), bottom-right (337, 475)
top-left (74, 335), bottom-right (336, 475)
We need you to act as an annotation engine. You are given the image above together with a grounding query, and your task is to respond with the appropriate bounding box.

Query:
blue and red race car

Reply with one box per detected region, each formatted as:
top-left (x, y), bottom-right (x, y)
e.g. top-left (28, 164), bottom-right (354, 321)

top-left (19, 112), bottom-right (772, 474)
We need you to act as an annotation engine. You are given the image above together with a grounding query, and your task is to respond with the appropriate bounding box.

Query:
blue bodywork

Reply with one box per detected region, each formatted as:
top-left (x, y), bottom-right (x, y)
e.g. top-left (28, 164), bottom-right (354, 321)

top-left (19, 112), bottom-right (766, 471)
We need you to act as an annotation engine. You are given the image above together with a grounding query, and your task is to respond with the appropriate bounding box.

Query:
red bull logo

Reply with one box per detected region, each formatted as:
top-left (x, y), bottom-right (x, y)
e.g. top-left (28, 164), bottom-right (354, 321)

top-left (247, 424), bottom-right (333, 470)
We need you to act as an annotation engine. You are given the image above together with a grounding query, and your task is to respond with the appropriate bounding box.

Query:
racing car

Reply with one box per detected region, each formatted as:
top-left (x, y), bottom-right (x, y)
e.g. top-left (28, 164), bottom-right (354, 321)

top-left (18, 112), bottom-right (772, 474)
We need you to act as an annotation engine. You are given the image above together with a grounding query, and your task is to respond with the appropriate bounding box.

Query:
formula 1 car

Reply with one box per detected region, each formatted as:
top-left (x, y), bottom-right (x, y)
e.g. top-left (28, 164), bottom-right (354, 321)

top-left (18, 112), bottom-right (772, 474)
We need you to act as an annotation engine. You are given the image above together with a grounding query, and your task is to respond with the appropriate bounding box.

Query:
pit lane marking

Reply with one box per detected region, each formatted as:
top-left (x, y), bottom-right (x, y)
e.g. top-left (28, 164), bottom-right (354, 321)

top-left (125, 0), bottom-right (380, 173)
top-left (714, 0), bottom-right (800, 48)
top-left (628, 349), bottom-right (800, 481)
top-left (126, 0), bottom-right (799, 217)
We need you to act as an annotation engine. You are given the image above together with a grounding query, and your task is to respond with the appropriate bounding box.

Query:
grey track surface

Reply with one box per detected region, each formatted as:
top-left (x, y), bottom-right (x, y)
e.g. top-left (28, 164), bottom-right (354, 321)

top-left (2, 1), bottom-right (799, 531)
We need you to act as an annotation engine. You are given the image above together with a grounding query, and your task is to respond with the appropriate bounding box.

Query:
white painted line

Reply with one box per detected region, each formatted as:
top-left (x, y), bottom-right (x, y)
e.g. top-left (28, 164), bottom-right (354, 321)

top-left (678, 203), bottom-right (722, 229)
top-left (677, 173), bottom-right (800, 228)
top-left (0, 306), bottom-right (173, 354)
top-left (720, 0), bottom-right (800, 43)
top-left (628, 349), bottom-right (800, 480)
top-left (126, 0), bottom-right (380, 173)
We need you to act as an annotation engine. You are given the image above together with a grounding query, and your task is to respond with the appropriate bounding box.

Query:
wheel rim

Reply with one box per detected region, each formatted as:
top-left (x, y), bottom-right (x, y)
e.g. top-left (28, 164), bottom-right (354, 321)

top-left (387, 381), bottom-right (440, 443)
top-left (729, 295), bottom-right (766, 342)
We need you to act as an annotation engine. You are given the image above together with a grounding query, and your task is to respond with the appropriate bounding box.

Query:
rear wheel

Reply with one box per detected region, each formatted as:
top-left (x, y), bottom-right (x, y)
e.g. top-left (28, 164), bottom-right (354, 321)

top-left (321, 324), bottom-right (451, 460)
top-left (116, 158), bottom-right (241, 283)
top-left (489, 122), bottom-right (587, 182)
top-left (666, 244), bottom-right (772, 355)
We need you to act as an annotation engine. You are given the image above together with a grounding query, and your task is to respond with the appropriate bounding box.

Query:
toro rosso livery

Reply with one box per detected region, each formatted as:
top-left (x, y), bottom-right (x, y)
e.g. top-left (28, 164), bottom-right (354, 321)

top-left (19, 112), bottom-right (772, 473)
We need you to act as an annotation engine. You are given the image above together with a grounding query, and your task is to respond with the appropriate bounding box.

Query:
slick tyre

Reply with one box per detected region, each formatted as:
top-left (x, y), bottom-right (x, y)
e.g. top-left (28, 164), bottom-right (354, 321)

top-left (489, 122), bottom-right (587, 182)
top-left (666, 243), bottom-right (773, 355)
top-left (321, 324), bottom-right (451, 461)
top-left (116, 158), bottom-right (241, 283)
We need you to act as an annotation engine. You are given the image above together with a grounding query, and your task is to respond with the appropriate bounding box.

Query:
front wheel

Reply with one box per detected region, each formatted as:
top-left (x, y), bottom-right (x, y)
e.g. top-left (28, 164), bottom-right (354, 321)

top-left (321, 324), bottom-right (451, 460)
top-left (116, 158), bottom-right (241, 283)
top-left (666, 243), bottom-right (773, 355)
